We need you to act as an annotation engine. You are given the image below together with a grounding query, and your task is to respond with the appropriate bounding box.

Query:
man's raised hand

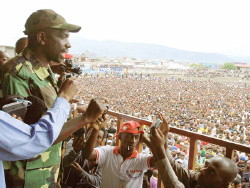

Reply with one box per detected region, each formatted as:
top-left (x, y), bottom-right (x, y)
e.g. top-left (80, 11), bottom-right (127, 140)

top-left (158, 113), bottom-right (170, 138)
top-left (91, 114), bottom-right (107, 130)
top-left (84, 97), bottom-right (108, 125)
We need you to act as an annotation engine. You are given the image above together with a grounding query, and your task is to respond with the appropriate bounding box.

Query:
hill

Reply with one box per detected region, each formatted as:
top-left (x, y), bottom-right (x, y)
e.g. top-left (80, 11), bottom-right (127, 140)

top-left (69, 37), bottom-right (250, 64)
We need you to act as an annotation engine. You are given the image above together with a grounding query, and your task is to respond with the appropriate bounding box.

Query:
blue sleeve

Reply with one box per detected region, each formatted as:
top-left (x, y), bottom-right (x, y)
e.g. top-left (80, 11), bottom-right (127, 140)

top-left (0, 97), bottom-right (70, 161)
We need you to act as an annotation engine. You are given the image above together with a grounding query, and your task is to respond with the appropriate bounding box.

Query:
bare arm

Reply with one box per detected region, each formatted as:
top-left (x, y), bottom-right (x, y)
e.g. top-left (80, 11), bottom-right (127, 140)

top-left (150, 127), bottom-right (185, 188)
top-left (149, 115), bottom-right (197, 188)
top-left (156, 157), bottom-right (185, 188)
top-left (142, 113), bottom-right (169, 168)
top-left (82, 116), bottom-right (107, 161)
top-left (81, 125), bottom-right (99, 161)
top-left (62, 137), bottom-right (84, 166)
top-left (54, 114), bottom-right (88, 144)
top-left (54, 98), bottom-right (107, 144)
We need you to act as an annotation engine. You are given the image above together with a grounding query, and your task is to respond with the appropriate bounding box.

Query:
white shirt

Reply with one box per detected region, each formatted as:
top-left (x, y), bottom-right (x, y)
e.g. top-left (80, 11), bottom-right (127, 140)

top-left (95, 145), bottom-right (152, 188)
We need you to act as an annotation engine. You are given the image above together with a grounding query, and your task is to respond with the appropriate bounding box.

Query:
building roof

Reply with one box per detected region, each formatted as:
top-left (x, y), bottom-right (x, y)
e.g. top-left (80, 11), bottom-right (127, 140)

top-left (235, 64), bottom-right (250, 68)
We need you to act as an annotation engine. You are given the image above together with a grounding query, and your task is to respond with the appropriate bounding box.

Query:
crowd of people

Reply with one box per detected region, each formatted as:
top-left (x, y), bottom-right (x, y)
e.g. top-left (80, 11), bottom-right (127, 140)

top-left (0, 8), bottom-right (249, 188)
top-left (75, 74), bottom-right (249, 144)
top-left (71, 73), bottom-right (250, 187)
top-left (184, 69), bottom-right (250, 80)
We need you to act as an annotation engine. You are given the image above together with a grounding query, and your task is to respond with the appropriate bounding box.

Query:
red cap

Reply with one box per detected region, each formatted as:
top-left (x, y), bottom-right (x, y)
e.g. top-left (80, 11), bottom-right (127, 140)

top-left (64, 53), bottom-right (73, 59)
top-left (117, 121), bottom-right (143, 135)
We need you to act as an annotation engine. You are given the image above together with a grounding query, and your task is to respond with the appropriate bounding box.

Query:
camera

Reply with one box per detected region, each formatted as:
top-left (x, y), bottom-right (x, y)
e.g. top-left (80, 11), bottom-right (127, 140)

top-left (65, 59), bottom-right (73, 68)
top-left (65, 73), bottom-right (72, 78)
top-left (2, 98), bottom-right (32, 118)
top-left (152, 118), bottom-right (162, 129)
top-left (65, 59), bottom-right (82, 76)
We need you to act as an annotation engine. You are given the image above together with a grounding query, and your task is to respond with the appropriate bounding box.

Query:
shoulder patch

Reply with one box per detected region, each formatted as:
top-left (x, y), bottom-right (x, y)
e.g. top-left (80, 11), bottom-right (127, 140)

top-left (1, 56), bottom-right (34, 80)
top-left (0, 56), bottom-right (26, 74)
top-left (16, 63), bottom-right (23, 71)
top-left (16, 64), bottom-right (34, 80)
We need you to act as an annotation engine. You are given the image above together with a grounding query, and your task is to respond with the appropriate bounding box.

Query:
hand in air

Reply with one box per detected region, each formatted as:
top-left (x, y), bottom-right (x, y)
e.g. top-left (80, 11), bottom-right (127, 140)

top-left (84, 97), bottom-right (108, 124)
top-left (157, 113), bottom-right (170, 138)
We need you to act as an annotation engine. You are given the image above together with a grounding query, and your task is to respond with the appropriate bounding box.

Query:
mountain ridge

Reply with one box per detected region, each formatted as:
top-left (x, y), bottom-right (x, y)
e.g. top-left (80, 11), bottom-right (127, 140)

top-left (69, 37), bottom-right (250, 65)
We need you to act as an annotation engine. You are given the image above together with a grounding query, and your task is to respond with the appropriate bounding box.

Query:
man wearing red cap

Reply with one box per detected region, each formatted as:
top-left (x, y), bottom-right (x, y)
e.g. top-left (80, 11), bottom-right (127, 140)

top-left (82, 120), bottom-right (157, 188)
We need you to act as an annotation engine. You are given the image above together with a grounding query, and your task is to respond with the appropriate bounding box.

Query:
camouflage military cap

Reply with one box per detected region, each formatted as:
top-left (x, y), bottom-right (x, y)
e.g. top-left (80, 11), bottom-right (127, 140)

top-left (24, 9), bottom-right (81, 34)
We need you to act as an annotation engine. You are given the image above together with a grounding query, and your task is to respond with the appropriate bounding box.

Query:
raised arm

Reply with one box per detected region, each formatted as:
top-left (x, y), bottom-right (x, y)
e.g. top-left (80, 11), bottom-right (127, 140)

top-left (63, 137), bottom-right (84, 166)
top-left (70, 161), bottom-right (102, 187)
top-left (141, 113), bottom-right (169, 168)
top-left (149, 114), bottom-right (196, 188)
top-left (150, 127), bottom-right (185, 188)
top-left (82, 115), bottom-right (107, 162)
top-left (53, 98), bottom-right (107, 144)
top-left (0, 79), bottom-right (77, 161)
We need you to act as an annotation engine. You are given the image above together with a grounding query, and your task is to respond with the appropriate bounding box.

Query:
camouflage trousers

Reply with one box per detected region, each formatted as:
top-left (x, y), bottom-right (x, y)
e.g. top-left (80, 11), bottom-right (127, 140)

top-left (6, 162), bottom-right (61, 188)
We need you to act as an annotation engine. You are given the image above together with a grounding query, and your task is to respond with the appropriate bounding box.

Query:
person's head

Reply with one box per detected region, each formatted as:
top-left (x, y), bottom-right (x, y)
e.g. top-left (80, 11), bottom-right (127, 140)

top-left (218, 133), bottom-right (223, 139)
top-left (176, 157), bottom-right (184, 165)
top-left (245, 129), bottom-right (249, 135)
top-left (179, 152), bottom-right (185, 160)
top-left (198, 156), bottom-right (238, 188)
top-left (107, 133), bottom-right (113, 140)
top-left (106, 140), bottom-right (113, 145)
top-left (247, 160), bottom-right (250, 169)
top-left (24, 9), bottom-right (81, 63)
top-left (0, 51), bottom-right (9, 66)
top-left (237, 164), bottom-right (246, 174)
top-left (117, 121), bottom-right (143, 152)
top-left (96, 127), bottom-right (106, 147)
top-left (230, 182), bottom-right (242, 188)
top-left (85, 126), bottom-right (106, 147)
top-left (15, 37), bottom-right (28, 54)
top-left (230, 174), bottom-right (242, 188)
top-left (239, 157), bottom-right (246, 164)
top-left (239, 126), bottom-right (244, 132)
top-left (168, 133), bottom-right (173, 139)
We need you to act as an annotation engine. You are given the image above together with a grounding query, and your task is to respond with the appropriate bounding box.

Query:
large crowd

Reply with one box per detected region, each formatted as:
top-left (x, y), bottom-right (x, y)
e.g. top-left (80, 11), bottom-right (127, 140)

top-left (0, 8), bottom-right (249, 188)
top-left (75, 74), bottom-right (249, 145)
top-left (72, 73), bottom-right (250, 187)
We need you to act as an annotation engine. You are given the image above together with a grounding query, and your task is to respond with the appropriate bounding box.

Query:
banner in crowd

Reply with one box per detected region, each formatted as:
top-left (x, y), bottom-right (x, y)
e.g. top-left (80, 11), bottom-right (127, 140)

top-left (80, 65), bottom-right (124, 73)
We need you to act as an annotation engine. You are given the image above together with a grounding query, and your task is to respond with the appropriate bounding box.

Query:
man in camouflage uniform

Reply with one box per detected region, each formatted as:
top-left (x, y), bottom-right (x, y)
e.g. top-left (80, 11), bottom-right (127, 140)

top-left (1, 9), bottom-right (81, 187)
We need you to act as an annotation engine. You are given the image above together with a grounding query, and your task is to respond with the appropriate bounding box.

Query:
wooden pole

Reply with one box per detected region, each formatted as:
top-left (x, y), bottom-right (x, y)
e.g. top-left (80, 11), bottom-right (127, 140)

top-left (188, 138), bottom-right (198, 170)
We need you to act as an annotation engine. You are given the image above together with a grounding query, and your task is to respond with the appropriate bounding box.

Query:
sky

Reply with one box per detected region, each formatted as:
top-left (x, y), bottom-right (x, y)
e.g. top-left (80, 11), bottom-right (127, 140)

top-left (1, 0), bottom-right (250, 56)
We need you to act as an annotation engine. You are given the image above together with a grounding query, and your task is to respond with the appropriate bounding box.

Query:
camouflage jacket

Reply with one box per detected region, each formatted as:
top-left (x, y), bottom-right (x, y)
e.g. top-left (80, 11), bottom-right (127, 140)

top-left (1, 47), bottom-right (62, 187)
top-left (1, 48), bottom-right (59, 108)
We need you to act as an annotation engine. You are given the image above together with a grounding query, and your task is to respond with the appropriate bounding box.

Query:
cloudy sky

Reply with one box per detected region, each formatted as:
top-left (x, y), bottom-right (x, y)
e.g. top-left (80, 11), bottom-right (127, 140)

top-left (1, 0), bottom-right (250, 56)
